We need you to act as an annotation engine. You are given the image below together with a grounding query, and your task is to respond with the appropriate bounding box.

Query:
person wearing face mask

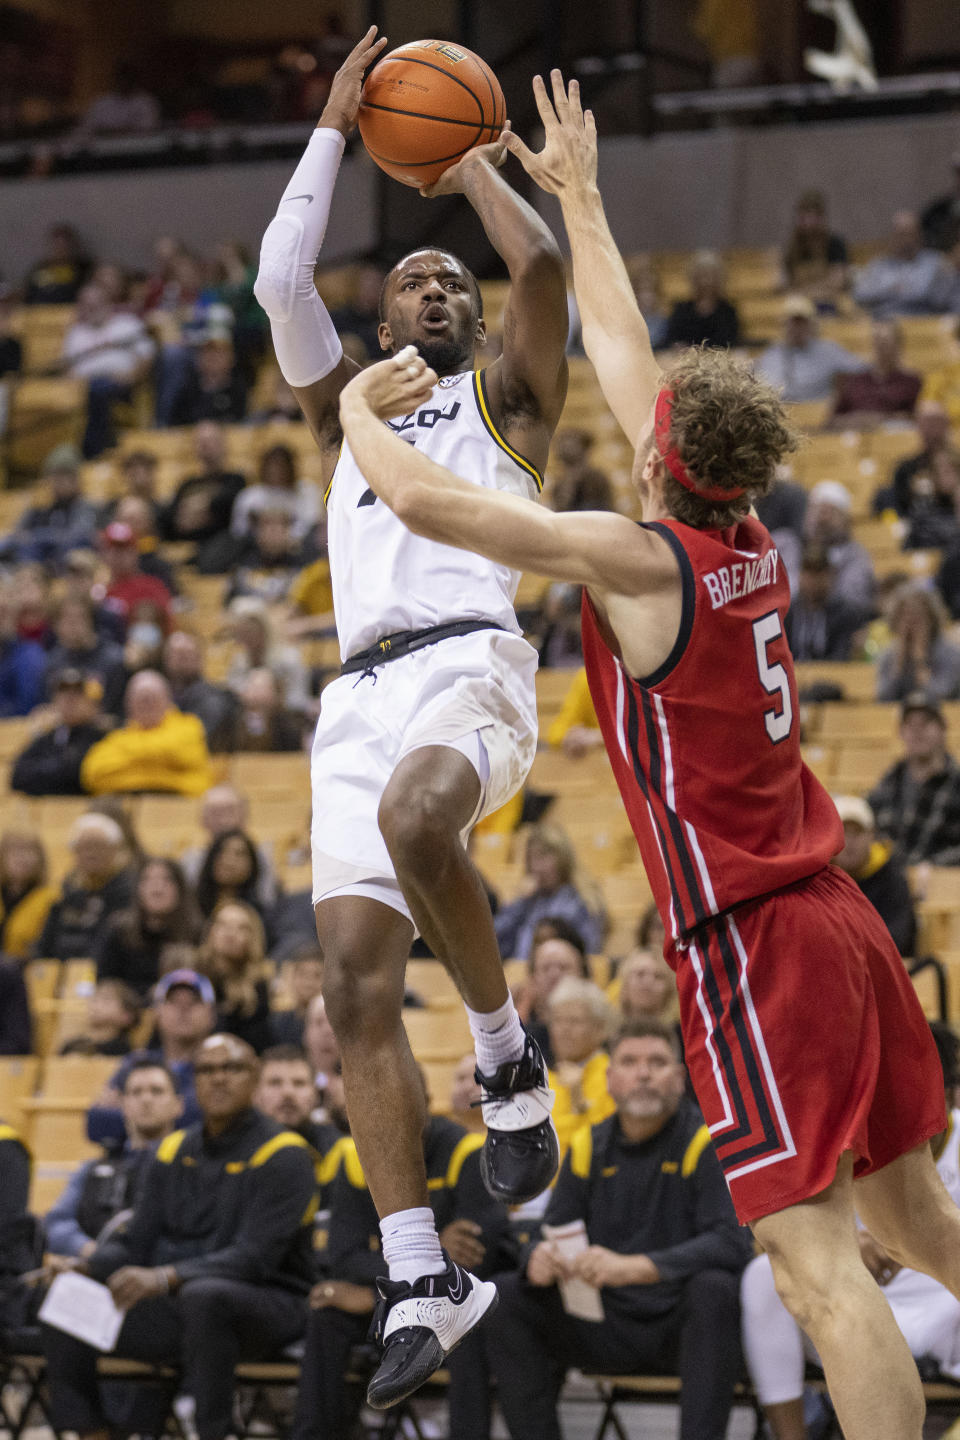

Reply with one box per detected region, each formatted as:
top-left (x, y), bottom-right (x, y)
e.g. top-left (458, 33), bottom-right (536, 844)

top-left (81, 670), bottom-right (214, 798)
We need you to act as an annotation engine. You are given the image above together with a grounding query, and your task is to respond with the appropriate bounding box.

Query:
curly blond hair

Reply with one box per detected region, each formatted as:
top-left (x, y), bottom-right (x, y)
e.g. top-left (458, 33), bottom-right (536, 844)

top-left (659, 348), bottom-right (799, 529)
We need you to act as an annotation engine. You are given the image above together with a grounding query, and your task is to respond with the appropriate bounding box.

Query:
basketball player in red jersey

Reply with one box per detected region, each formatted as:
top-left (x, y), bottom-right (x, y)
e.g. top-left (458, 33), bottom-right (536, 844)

top-left (335, 73), bottom-right (960, 1440)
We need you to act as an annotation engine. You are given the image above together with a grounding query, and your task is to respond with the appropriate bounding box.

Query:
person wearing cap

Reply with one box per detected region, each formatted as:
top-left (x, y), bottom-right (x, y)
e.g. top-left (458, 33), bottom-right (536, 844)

top-left (755, 296), bottom-right (865, 404)
top-left (100, 520), bottom-right (172, 635)
top-left (853, 212), bottom-right (953, 320)
top-left (803, 478), bottom-right (875, 615)
top-left (785, 543), bottom-right (865, 662)
top-left (112, 495), bottom-right (179, 594)
top-left (832, 795), bottom-right (916, 957)
top-left (869, 692), bottom-right (960, 867)
top-left (43, 596), bottom-right (126, 716)
top-left (36, 813), bottom-right (135, 961)
top-left (169, 332), bottom-right (248, 428)
top-left (875, 583), bottom-right (960, 705)
top-left (921, 153), bottom-right (960, 254)
top-left (80, 670), bottom-right (214, 798)
top-left (62, 281), bottom-right (155, 458)
top-left (11, 668), bottom-right (106, 796)
top-left (7, 444), bottom-right (98, 564)
top-left (41, 1034), bottom-right (315, 1440)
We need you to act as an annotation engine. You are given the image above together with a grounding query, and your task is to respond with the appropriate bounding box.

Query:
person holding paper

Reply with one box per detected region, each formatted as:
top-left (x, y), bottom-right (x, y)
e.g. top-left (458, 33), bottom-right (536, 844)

top-left (40, 1034), bottom-right (316, 1440)
top-left (486, 1020), bottom-right (752, 1440)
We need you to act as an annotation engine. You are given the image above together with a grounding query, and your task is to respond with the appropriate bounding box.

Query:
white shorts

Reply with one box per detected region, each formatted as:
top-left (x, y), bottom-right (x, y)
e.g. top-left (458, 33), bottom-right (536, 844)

top-left (310, 628), bottom-right (538, 923)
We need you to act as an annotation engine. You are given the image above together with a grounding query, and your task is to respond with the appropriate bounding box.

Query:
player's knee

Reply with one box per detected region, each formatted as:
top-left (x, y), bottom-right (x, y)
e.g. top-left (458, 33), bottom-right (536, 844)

top-left (322, 950), bottom-right (398, 1047)
top-left (379, 785), bottom-right (457, 871)
top-left (766, 1247), bottom-right (845, 1336)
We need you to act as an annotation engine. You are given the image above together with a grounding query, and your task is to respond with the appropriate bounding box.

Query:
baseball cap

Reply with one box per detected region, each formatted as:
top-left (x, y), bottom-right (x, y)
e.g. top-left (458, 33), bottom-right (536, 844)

top-left (901, 690), bottom-right (945, 724)
top-left (103, 521), bottom-right (136, 547)
top-left (155, 969), bottom-right (216, 1006)
top-left (53, 667), bottom-right (102, 701)
top-left (810, 479), bottom-right (852, 513)
top-left (833, 795), bottom-right (875, 831)
top-left (783, 294), bottom-right (815, 320)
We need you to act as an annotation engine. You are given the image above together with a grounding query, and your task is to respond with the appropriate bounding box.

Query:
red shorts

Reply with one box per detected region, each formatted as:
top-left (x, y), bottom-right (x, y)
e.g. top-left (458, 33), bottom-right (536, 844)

top-left (670, 865), bottom-right (945, 1226)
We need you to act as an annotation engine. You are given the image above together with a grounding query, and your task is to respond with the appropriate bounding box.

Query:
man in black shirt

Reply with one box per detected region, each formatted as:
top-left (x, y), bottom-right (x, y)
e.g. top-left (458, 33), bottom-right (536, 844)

top-left (832, 795), bottom-right (917, 957)
top-left (487, 1020), bottom-right (752, 1440)
top-left (11, 669), bottom-right (106, 796)
top-left (869, 692), bottom-right (960, 867)
top-left (0, 1118), bottom-right (34, 1332)
top-left (41, 1034), bottom-right (316, 1440)
top-left (158, 421), bottom-right (245, 556)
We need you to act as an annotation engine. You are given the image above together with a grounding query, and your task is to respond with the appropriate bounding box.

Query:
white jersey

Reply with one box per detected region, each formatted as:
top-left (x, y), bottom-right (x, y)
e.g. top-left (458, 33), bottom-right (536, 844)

top-left (325, 367), bottom-right (542, 660)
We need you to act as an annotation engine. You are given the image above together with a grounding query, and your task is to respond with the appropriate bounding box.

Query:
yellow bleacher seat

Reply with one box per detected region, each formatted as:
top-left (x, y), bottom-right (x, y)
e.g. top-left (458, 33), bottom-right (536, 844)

top-left (0, 1056), bottom-right (40, 1129)
top-left (60, 959), bottom-right (97, 1001)
top-left (40, 1055), bottom-right (117, 1102)
top-left (795, 662), bottom-right (877, 702)
top-left (24, 1101), bottom-right (99, 1164)
top-left (8, 377), bottom-right (87, 474)
top-left (50, 1003), bottom-right (95, 1055)
top-left (229, 753), bottom-right (307, 791)
top-left (818, 703), bottom-right (897, 742)
top-left (23, 959), bottom-right (61, 1010)
top-left (420, 1057), bottom-right (470, 1115)
top-left (404, 961), bottom-right (461, 1011)
top-left (403, 1006), bottom-right (472, 1060)
top-left (527, 747), bottom-right (615, 794)
top-left (535, 668), bottom-right (581, 719)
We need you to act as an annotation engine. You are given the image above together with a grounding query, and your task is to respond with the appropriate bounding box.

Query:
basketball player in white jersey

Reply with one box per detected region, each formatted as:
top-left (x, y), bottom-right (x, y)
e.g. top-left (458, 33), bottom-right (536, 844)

top-left (253, 28), bottom-right (568, 1408)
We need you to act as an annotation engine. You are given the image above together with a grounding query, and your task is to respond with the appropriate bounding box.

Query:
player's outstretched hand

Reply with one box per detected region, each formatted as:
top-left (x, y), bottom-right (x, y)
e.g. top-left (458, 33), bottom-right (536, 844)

top-left (419, 123), bottom-right (512, 197)
top-left (319, 25), bottom-right (388, 136)
top-left (342, 346), bottom-right (438, 421)
top-left (502, 70), bottom-right (597, 199)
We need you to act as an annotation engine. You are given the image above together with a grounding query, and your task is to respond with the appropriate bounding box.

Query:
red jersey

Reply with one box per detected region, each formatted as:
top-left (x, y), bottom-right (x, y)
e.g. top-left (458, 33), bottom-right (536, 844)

top-left (581, 516), bottom-right (842, 951)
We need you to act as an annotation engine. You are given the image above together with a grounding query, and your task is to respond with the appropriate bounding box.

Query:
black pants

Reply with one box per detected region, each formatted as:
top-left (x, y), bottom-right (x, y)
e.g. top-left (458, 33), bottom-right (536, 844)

top-left (290, 1304), bottom-right (491, 1440)
top-left (486, 1268), bottom-right (744, 1440)
top-left (42, 1277), bottom-right (306, 1440)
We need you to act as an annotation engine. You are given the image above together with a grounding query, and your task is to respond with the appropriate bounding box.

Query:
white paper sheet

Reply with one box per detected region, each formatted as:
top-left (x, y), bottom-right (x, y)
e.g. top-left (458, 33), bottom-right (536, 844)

top-left (542, 1219), bottom-right (605, 1322)
top-left (39, 1271), bottom-right (125, 1351)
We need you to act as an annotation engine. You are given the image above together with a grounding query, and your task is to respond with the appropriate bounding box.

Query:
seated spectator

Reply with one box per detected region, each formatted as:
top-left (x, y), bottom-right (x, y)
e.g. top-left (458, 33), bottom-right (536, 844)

top-left (627, 254), bottom-right (669, 350)
top-left (614, 947), bottom-right (680, 1025)
top-left (515, 923), bottom-right (591, 1067)
top-left (636, 900), bottom-right (667, 956)
top-left (877, 400), bottom-right (960, 520)
top-left (75, 64), bottom-right (160, 135)
top-left (303, 993), bottom-right (342, 1106)
top-left (59, 549), bottom-right (125, 645)
top-left (195, 831), bottom-right (270, 924)
top-left (224, 509), bottom-right (308, 606)
top-left (100, 450), bottom-right (160, 527)
top-left (43, 598), bottom-right (126, 715)
top-left (8, 444), bottom-right (98, 565)
top-left (0, 1111), bottom-right (33, 1330)
top-left (41, 1034), bottom-right (315, 1440)
top-left (545, 429), bottom-right (615, 514)
top-left (875, 583), bottom-right (960, 704)
top-left (536, 582), bottom-right (584, 668)
top-left (211, 241), bottom-right (267, 376)
top-left (741, 1021), bottom-right (960, 1439)
top-left (662, 251), bottom-right (740, 350)
top-left (254, 1043), bottom-right (336, 1156)
top-left (830, 320), bottom-right (921, 426)
top-left (853, 211), bottom-right (952, 318)
top-left (487, 1021), bottom-right (752, 1440)
top-left (495, 824), bottom-right (606, 960)
top-left (756, 296), bottom-right (865, 403)
top-left (290, 1068), bottom-right (507, 1440)
top-left (62, 283), bottom-right (155, 458)
top-left (832, 795), bottom-right (916, 957)
top-left (785, 543), bottom-right (865, 662)
top-left (87, 795), bottom-right (146, 868)
top-left (181, 784), bottom-right (279, 911)
top-left (229, 444), bottom-right (319, 543)
top-left (547, 976), bottom-right (616, 1156)
top-left (328, 260), bottom-right (386, 361)
top-left (161, 630), bottom-right (236, 750)
top-left (37, 813), bottom-right (134, 960)
top-left (248, 372), bottom-right (304, 425)
top-left (59, 978), bottom-right (141, 1056)
top-left (158, 420), bottom-right (246, 557)
top-left (869, 691), bottom-right (960, 866)
top-left (170, 333), bottom-right (248, 428)
top-left (0, 960), bottom-right (32, 1054)
top-left (0, 284), bottom-right (23, 380)
top-left (755, 468), bottom-right (808, 590)
top-left (196, 900), bottom-right (273, 1052)
top-left (0, 583), bottom-right (47, 718)
top-left (803, 480), bottom-right (875, 615)
top-left (97, 858), bottom-right (203, 997)
top-left (12, 562), bottom-right (53, 648)
top-left (269, 948), bottom-right (325, 1046)
top-left (112, 495), bottom-right (178, 594)
top-left (224, 668), bottom-right (304, 752)
top-left (546, 666), bottom-right (602, 758)
top-left (46, 1058), bottom-right (182, 1262)
top-left (922, 152), bottom-right (960, 252)
top-left (81, 670), bottom-right (215, 798)
top-left (781, 189), bottom-right (849, 309)
top-left (23, 223), bottom-right (90, 305)
top-left (99, 521), bottom-right (172, 637)
top-left (0, 828), bottom-right (57, 959)
top-left (224, 596), bottom-right (310, 714)
top-left (11, 669), bottom-right (106, 797)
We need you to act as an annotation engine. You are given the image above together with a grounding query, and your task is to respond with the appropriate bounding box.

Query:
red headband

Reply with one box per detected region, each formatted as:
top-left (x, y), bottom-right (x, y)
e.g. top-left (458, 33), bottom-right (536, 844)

top-left (654, 388), bottom-right (745, 503)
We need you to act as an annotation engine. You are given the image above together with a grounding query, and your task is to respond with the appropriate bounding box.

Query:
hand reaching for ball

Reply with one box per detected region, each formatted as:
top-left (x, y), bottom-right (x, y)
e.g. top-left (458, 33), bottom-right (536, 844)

top-left (318, 25), bottom-right (389, 137)
top-left (419, 123), bottom-right (512, 197)
top-left (502, 70), bottom-right (598, 198)
top-left (343, 346), bottom-right (438, 421)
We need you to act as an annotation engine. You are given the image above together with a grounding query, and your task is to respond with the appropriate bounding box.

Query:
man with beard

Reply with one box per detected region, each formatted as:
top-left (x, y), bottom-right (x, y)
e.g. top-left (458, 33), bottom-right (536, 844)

top-left (486, 1021), bottom-right (751, 1440)
top-left (253, 27), bottom-right (568, 1407)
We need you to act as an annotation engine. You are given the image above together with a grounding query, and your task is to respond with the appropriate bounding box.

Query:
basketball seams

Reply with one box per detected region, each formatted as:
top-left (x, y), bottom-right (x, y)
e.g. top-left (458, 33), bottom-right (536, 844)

top-left (360, 101), bottom-right (498, 133)
top-left (371, 55), bottom-right (485, 123)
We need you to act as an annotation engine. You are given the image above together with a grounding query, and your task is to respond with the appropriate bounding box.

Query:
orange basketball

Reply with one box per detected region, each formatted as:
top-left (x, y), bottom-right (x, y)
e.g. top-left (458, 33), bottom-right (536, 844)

top-left (358, 39), bottom-right (505, 189)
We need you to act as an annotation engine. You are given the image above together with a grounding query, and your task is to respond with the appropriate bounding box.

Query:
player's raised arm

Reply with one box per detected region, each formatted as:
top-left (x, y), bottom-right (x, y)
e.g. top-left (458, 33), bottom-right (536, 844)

top-left (253, 27), bottom-right (387, 458)
top-left (421, 128), bottom-right (569, 464)
top-left (339, 350), bottom-right (669, 598)
top-left (504, 72), bottom-right (661, 449)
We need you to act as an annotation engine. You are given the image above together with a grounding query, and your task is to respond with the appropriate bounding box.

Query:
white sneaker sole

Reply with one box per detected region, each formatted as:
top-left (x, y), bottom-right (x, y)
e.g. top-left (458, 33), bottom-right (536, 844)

top-left (383, 1276), bottom-right (499, 1354)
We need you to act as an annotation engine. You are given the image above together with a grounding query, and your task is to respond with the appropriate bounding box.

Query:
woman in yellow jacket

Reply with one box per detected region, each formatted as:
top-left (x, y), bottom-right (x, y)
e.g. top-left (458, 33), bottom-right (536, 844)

top-left (545, 975), bottom-right (617, 1159)
top-left (0, 829), bottom-right (57, 960)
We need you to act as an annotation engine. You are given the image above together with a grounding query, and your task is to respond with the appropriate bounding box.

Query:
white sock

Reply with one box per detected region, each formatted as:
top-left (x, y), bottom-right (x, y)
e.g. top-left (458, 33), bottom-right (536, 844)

top-left (380, 1207), bottom-right (445, 1285)
top-left (466, 994), bottom-right (526, 1075)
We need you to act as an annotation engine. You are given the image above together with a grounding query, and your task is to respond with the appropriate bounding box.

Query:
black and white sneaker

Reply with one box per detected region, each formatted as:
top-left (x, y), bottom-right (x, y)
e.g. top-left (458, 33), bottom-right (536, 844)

top-left (476, 1032), bottom-right (559, 1204)
top-left (366, 1253), bottom-right (498, 1411)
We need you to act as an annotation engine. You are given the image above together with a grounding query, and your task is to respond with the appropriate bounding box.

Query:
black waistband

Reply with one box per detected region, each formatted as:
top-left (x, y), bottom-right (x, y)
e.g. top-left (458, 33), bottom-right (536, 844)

top-left (341, 619), bottom-right (505, 677)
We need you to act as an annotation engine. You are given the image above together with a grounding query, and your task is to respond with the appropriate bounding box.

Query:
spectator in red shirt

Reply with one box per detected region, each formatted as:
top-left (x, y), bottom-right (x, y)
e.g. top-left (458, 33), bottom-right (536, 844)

top-left (100, 522), bottom-right (172, 636)
top-left (831, 320), bottom-right (922, 427)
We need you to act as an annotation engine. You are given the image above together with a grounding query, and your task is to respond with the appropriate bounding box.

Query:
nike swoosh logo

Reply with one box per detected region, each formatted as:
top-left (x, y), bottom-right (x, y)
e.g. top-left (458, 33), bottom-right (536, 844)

top-left (283, 193), bottom-right (314, 204)
top-left (447, 1269), bottom-right (465, 1304)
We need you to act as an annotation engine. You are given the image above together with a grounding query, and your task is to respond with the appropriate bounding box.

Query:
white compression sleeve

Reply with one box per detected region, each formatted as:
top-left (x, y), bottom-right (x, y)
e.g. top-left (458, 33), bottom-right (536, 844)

top-left (254, 127), bottom-right (346, 388)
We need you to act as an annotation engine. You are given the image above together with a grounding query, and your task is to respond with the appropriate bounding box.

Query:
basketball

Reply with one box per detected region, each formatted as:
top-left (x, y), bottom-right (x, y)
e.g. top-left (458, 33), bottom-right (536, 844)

top-left (358, 39), bottom-right (505, 189)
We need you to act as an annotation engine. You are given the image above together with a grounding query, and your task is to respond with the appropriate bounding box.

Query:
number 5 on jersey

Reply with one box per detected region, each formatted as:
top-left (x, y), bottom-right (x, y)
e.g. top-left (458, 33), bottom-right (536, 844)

top-left (753, 613), bottom-right (793, 744)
